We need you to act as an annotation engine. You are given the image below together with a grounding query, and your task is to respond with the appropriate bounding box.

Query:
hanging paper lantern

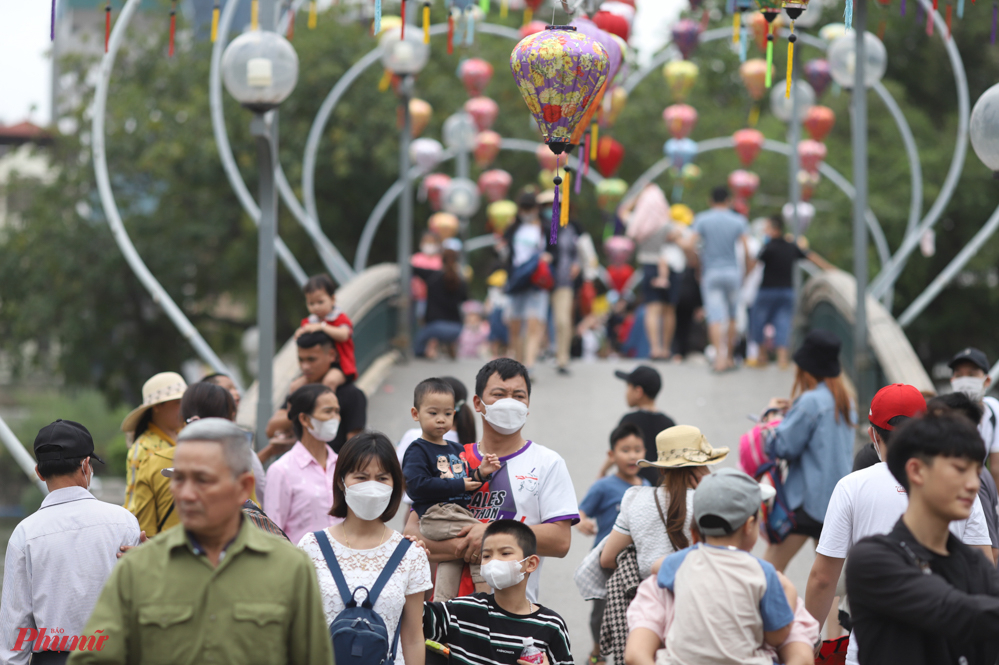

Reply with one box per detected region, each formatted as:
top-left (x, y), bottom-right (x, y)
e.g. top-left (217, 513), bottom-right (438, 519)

top-left (601, 86), bottom-right (629, 128)
top-left (680, 163), bottom-right (702, 187)
top-left (488, 200), bottom-right (519, 234)
top-left (520, 20), bottom-right (547, 37)
top-left (970, 82), bottom-right (999, 175)
top-left (670, 203), bottom-right (695, 226)
top-left (464, 96), bottom-right (500, 131)
top-left (803, 105), bottom-right (835, 141)
top-left (671, 19), bottom-right (701, 59)
top-left (740, 59), bottom-right (768, 100)
top-left (595, 137), bottom-right (625, 177)
top-left (428, 212), bottom-right (461, 239)
top-left (770, 78), bottom-right (815, 122)
top-left (442, 177), bottom-right (481, 218)
top-left (728, 169), bottom-right (760, 200)
top-left (407, 98), bottom-right (433, 138)
top-left (818, 22), bottom-right (847, 41)
top-left (473, 130), bottom-right (502, 167)
top-left (593, 10), bottom-right (631, 41)
top-left (797, 169), bottom-right (821, 201)
top-left (423, 173), bottom-right (453, 211)
top-left (523, 0), bottom-right (544, 24)
top-left (803, 59), bottom-right (832, 97)
top-left (663, 104), bottom-right (698, 139)
top-left (604, 235), bottom-right (635, 264)
top-left (751, 10), bottom-right (783, 52)
top-left (827, 31), bottom-right (887, 89)
top-left (572, 16), bottom-right (624, 84)
top-left (596, 178), bottom-right (629, 212)
top-left (733, 128), bottom-right (765, 166)
top-left (797, 139), bottom-right (827, 172)
top-left (458, 58), bottom-right (494, 97)
top-left (664, 137), bottom-right (698, 169)
top-left (478, 169), bottom-right (513, 202)
top-left (536, 143), bottom-right (560, 171)
top-left (410, 138), bottom-right (444, 170)
top-left (663, 61), bottom-right (699, 102)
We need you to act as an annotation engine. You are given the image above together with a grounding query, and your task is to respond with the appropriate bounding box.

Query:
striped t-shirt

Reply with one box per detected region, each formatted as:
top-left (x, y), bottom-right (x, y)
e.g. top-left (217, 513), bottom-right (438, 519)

top-left (423, 593), bottom-right (573, 665)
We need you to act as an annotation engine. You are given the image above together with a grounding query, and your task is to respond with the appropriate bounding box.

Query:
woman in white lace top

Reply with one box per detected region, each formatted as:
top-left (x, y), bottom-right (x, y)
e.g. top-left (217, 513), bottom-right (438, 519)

top-left (298, 432), bottom-right (432, 665)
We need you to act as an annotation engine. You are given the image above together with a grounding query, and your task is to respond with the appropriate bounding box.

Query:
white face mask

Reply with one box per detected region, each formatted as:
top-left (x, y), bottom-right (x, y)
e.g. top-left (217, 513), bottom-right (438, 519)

top-left (952, 376), bottom-right (987, 403)
top-left (480, 557), bottom-right (528, 590)
top-left (421, 243), bottom-right (440, 255)
top-left (482, 398), bottom-right (529, 436)
top-left (343, 481), bottom-right (393, 521)
top-left (308, 416), bottom-right (340, 443)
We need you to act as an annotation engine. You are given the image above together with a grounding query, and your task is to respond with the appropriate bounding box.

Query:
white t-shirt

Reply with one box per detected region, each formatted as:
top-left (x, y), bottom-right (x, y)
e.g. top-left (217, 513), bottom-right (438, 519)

top-left (397, 427), bottom-right (459, 505)
top-left (512, 222), bottom-right (545, 268)
top-left (298, 529), bottom-right (433, 665)
top-left (980, 396), bottom-right (999, 455)
top-left (465, 440), bottom-right (580, 602)
top-left (816, 462), bottom-right (992, 665)
top-left (613, 486), bottom-right (695, 580)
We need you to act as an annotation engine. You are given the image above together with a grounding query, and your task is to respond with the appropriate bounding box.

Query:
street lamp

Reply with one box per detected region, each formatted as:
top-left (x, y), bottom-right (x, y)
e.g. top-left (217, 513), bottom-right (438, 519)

top-left (827, 30), bottom-right (887, 89)
top-left (380, 26), bottom-right (430, 360)
top-left (222, 25), bottom-right (299, 450)
top-left (970, 82), bottom-right (999, 177)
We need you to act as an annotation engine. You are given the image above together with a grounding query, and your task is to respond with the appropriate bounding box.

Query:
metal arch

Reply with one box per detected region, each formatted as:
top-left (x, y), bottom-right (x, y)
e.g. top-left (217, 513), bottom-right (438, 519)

top-left (353, 138), bottom-right (607, 270)
top-left (869, 0), bottom-right (970, 299)
top-left (92, 0), bottom-right (242, 390)
top-left (622, 136), bottom-right (893, 268)
top-left (210, 0), bottom-right (355, 286)
top-left (301, 22), bottom-right (525, 245)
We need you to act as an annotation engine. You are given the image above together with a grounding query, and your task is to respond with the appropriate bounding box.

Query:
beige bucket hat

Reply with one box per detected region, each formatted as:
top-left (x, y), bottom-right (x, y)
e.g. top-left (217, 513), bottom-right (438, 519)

top-left (120, 372), bottom-right (188, 433)
top-left (637, 425), bottom-right (729, 469)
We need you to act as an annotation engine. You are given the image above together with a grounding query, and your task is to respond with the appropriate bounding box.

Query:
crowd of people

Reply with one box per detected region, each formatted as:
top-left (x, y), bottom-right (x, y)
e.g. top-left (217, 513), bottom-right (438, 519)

top-left (6, 274), bottom-right (999, 665)
top-left (408, 183), bottom-right (833, 378)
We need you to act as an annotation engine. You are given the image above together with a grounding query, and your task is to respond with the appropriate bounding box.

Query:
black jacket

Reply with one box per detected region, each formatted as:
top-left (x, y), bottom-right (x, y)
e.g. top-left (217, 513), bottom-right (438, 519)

top-left (846, 517), bottom-right (999, 665)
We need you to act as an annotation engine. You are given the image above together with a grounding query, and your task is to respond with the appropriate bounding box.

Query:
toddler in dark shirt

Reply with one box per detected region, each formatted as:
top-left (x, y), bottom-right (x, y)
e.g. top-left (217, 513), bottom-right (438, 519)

top-left (402, 378), bottom-right (500, 601)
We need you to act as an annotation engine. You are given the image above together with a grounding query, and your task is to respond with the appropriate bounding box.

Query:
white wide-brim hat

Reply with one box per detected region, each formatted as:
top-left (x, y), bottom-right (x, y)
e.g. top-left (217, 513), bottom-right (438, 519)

top-left (120, 372), bottom-right (188, 433)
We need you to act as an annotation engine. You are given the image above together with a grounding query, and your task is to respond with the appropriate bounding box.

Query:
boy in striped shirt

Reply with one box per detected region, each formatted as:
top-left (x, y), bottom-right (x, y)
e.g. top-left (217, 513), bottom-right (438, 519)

top-left (423, 520), bottom-right (573, 665)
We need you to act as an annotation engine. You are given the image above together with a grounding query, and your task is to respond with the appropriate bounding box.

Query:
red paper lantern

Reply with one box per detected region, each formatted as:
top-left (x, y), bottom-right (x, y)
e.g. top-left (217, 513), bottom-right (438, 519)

top-left (663, 104), bottom-right (698, 139)
top-left (595, 136), bottom-right (625, 177)
top-left (733, 128), bottom-right (765, 166)
top-left (474, 131), bottom-right (502, 168)
top-left (464, 97), bottom-right (500, 131)
top-left (803, 105), bottom-right (836, 142)
top-left (478, 169), bottom-right (513, 202)
top-left (593, 10), bottom-right (630, 42)
top-left (728, 169), bottom-right (760, 200)
top-left (797, 140), bottom-right (827, 173)
top-left (423, 173), bottom-right (452, 211)
top-left (458, 58), bottom-right (494, 97)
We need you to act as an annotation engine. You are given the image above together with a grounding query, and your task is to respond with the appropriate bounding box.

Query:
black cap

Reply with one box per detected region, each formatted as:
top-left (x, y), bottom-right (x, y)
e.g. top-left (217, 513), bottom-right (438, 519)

top-left (949, 347), bottom-right (990, 374)
top-left (792, 329), bottom-right (842, 379)
top-left (33, 420), bottom-right (104, 464)
top-left (517, 191), bottom-right (538, 209)
top-left (614, 365), bottom-right (662, 398)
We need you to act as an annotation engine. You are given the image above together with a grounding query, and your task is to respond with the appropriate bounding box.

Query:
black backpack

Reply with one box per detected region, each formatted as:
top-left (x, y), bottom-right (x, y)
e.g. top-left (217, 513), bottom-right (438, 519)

top-left (314, 530), bottom-right (412, 665)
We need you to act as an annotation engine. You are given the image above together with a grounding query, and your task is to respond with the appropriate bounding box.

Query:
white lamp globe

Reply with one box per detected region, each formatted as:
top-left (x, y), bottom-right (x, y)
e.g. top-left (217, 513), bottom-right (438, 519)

top-left (770, 79), bottom-right (815, 123)
top-left (221, 30), bottom-right (299, 112)
top-left (443, 113), bottom-right (478, 151)
top-left (442, 178), bottom-right (481, 218)
top-left (970, 82), bottom-right (999, 176)
top-left (379, 27), bottom-right (431, 75)
top-left (827, 30), bottom-right (887, 89)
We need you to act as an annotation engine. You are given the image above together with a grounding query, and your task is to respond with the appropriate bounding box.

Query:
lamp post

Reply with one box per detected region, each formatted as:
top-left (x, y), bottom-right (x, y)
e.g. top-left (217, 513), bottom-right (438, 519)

top-left (222, 15), bottom-right (299, 450)
top-left (380, 26), bottom-right (430, 360)
top-left (443, 112), bottom-right (479, 246)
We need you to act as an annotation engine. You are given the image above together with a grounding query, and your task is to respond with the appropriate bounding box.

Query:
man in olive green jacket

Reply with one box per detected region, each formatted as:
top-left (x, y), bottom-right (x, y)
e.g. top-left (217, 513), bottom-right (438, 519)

top-left (69, 419), bottom-right (332, 665)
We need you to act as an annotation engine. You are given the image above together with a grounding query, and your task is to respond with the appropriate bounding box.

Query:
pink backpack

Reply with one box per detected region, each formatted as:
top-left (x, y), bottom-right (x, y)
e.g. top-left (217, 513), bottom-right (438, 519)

top-left (739, 419), bottom-right (781, 478)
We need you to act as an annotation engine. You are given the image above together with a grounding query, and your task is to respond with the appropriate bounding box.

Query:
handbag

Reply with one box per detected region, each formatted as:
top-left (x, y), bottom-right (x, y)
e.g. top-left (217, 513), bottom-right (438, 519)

top-left (505, 253), bottom-right (541, 294)
top-left (530, 259), bottom-right (554, 291)
top-left (599, 545), bottom-right (640, 664)
top-left (755, 460), bottom-right (797, 544)
top-left (573, 534), bottom-right (612, 600)
top-left (815, 636), bottom-right (849, 665)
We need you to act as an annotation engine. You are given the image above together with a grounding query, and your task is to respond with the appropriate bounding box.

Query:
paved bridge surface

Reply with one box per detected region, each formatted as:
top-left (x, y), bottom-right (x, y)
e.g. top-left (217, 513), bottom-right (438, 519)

top-left (374, 357), bottom-right (817, 664)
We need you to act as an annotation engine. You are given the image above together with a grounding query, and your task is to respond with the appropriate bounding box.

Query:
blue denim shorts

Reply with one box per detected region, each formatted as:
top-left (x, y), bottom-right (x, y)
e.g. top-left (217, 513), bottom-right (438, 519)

top-left (507, 288), bottom-right (550, 322)
top-left (700, 268), bottom-right (741, 324)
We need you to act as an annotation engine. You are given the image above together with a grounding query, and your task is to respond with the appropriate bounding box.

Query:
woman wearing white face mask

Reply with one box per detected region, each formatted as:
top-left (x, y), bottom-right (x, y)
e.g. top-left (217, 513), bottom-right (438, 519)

top-left (264, 384), bottom-right (343, 545)
top-left (299, 433), bottom-right (432, 665)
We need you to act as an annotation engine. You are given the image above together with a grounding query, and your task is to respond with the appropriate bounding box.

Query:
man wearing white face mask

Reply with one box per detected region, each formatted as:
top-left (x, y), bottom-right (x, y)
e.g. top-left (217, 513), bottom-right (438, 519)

top-left (264, 384), bottom-right (344, 545)
top-left (404, 358), bottom-right (580, 603)
top-left (949, 348), bottom-right (999, 482)
top-left (0, 420), bottom-right (140, 665)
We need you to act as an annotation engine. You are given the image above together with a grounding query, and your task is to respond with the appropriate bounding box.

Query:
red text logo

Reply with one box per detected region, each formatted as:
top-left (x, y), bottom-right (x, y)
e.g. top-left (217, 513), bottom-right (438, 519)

top-left (11, 628), bottom-right (108, 653)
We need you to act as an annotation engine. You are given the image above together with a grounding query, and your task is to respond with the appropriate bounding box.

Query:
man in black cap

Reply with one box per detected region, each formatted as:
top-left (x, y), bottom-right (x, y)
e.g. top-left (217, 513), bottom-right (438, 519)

top-left (0, 420), bottom-right (140, 665)
top-left (949, 347), bottom-right (999, 485)
top-left (611, 366), bottom-right (677, 484)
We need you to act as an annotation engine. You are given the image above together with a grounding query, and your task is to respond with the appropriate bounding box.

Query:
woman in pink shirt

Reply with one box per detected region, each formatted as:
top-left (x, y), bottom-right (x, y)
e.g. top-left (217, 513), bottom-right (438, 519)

top-left (264, 384), bottom-right (344, 545)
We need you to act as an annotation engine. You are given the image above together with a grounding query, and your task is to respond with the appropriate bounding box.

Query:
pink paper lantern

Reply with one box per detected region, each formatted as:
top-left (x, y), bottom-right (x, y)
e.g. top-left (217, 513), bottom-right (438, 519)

top-left (478, 169), bottom-right (513, 202)
top-left (728, 169), bottom-right (760, 200)
top-left (422, 173), bottom-right (452, 211)
top-left (464, 97), bottom-right (500, 131)
top-left (459, 59), bottom-right (494, 97)
top-left (797, 140), bottom-right (828, 173)
top-left (474, 131), bottom-right (502, 168)
top-left (663, 104), bottom-right (698, 139)
top-left (733, 128), bottom-right (765, 167)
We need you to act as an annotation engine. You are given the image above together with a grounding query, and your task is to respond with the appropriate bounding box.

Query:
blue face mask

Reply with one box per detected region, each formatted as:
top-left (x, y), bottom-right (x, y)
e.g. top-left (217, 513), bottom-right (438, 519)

top-left (539, 207), bottom-right (553, 223)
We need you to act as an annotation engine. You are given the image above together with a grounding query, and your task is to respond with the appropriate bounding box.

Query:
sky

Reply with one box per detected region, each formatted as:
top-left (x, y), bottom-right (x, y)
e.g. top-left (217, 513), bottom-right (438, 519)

top-left (0, 0), bottom-right (677, 127)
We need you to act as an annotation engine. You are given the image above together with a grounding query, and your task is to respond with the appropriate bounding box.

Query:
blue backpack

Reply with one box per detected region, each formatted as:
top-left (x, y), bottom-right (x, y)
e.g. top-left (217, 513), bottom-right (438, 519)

top-left (314, 530), bottom-right (412, 665)
top-left (754, 461), bottom-right (797, 544)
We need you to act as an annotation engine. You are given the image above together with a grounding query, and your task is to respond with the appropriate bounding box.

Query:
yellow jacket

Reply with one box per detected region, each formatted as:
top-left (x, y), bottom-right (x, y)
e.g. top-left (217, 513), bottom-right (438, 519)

top-left (123, 424), bottom-right (175, 511)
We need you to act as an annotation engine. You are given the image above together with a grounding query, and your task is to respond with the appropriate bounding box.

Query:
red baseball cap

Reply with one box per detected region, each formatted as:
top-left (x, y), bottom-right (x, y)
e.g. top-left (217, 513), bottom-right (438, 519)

top-left (869, 384), bottom-right (927, 430)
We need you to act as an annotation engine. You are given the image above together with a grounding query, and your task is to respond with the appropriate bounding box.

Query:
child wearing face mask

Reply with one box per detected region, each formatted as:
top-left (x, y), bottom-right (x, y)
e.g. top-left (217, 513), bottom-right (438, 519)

top-left (402, 378), bottom-right (500, 601)
top-left (423, 519), bottom-right (574, 665)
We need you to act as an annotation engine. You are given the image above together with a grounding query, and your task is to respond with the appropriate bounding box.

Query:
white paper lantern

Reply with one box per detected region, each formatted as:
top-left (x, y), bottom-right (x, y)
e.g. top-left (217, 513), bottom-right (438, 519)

top-left (827, 30), bottom-right (887, 89)
top-left (770, 79), bottom-right (815, 123)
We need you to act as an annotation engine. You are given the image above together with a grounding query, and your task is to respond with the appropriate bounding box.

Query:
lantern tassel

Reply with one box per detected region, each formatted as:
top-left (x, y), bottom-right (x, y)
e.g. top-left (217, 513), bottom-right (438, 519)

top-left (563, 168), bottom-right (573, 225)
top-left (591, 124), bottom-right (599, 161)
top-left (378, 69), bottom-right (392, 91)
top-left (992, 2), bottom-right (997, 43)
top-left (465, 7), bottom-right (474, 45)
top-left (423, 2), bottom-right (430, 43)
top-left (287, 1), bottom-right (295, 39)
top-left (583, 134), bottom-right (591, 175)
top-left (400, 0), bottom-right (405, 38)
top-left (785, 33), bottom-right (795, 99)
top-left (845, 0), bottom-right (853, 27)
top-left (957, 0), bottom-right (964, 18)
top-left (900, 0), bottom-right (906, 15)
top-left (375, 0), bottom-right (382, 34)
top-left (211, 1), bottom-right (220, 40)
top-left (926, 5), bottom-right (934, 34)
top-left (933, 0), bottom-right (938, 9)
top-left (105, 1), bottom-right (111, 52)
top-left (308, 0), bottom-right (317, 28)
top-left (251, 0), bottom-right (258, 30)
top-left (739, 26), bottom-right (748, 61)
top-left (480, 0), bottom-right (490, 13)
top-left (524, 7), bottom-right (533, 25)
top-left (447, 11), bottom-right (454, 54)
top-left (501, 0), bottom-right (508, 18)
top-left (946, 3), bottom-right (952, 36)
top-left (168, 2), bottom-right (176, 56)
top-left (765, 34), bottom-right (773, 87)
top-left (551, 176), bottom-right (561, 244)
top-left (574, 161), bottom-right (582, 194)
top-left (51, 0), bottom-right (56, 39)
top-left (733, 11), bottom-right (741, 44)
top-left (749, 104), bottom-right (760, 126)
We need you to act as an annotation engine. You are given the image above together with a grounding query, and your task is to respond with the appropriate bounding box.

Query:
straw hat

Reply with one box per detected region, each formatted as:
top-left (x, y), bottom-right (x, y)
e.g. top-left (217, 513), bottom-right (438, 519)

top-left (120, 372), bottom-right (188, 433)
top-left (637, 425), bottom-right (729, 469)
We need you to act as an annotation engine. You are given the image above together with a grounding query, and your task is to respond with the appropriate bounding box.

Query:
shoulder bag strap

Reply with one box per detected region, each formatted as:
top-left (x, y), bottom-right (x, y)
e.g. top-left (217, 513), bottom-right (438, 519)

top-left (314, 530), bottom-right (355, 607)
top-left (157, 503), bottom-right (174, 532)
top-left (367, 538), bottom-right (412, 665)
